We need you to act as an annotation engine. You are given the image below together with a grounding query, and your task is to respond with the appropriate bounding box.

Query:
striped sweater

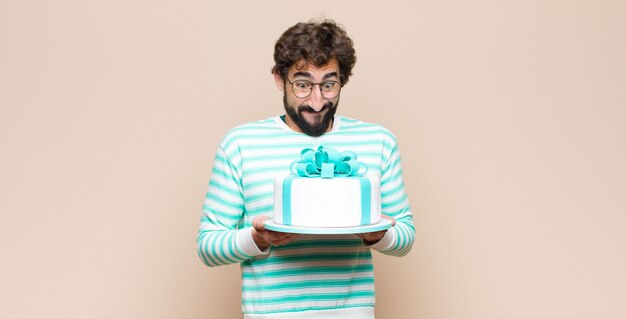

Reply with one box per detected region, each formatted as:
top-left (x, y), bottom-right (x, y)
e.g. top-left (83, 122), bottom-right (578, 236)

top-left (197, 115), bottom-right (415, 318)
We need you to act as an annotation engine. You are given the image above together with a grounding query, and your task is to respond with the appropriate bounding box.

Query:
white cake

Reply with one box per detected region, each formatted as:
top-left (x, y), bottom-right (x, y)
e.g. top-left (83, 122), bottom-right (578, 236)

top-left (273, 175), bottom-right (381, 228)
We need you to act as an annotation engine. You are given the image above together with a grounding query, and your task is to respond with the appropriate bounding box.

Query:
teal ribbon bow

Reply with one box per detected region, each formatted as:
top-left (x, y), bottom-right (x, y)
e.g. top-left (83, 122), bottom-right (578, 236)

top-left (290, 146), bottom-right (368, 178)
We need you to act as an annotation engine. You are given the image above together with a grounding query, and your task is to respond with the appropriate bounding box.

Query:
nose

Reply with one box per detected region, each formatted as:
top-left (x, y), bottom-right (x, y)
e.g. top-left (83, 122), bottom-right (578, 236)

top-left (308, 85), bottom-right (325, 112)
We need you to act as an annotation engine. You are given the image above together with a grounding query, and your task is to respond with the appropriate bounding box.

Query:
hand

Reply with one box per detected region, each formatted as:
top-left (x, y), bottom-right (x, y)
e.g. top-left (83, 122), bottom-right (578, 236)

top-left (356, 215), bottom-right (396, 245)
top-left (251, 215), bottom-right (300, 250)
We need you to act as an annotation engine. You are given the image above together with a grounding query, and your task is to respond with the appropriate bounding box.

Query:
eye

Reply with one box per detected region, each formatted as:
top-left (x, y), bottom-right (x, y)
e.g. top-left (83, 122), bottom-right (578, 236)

top-left (294, 80), bottom-right (311, 90)
top-left (321, 81), bottom-right (337, 91)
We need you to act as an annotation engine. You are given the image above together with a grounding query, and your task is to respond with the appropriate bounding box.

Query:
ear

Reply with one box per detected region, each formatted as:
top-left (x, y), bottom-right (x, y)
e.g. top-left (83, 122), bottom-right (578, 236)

top-left (273, 72), bottom-right (285, 91)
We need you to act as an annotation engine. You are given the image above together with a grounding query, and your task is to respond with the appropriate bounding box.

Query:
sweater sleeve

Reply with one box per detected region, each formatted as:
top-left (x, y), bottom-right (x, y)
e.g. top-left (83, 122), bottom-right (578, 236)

top-left (196, 146), bottom-right (267, 267)
top-left (371, 142), bottom-right (415, 256)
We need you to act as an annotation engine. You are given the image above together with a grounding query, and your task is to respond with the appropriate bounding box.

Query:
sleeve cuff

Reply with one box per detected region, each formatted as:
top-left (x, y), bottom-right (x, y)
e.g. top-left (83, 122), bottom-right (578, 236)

top-left (364, 227), bottom-right (396, 251)
top-left (236, 228), bottom-right (270, 257)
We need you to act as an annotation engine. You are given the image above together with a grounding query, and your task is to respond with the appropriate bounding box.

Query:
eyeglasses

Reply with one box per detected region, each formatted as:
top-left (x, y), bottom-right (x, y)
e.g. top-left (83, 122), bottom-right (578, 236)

top-left (287, 79), bottom-right (343, 99)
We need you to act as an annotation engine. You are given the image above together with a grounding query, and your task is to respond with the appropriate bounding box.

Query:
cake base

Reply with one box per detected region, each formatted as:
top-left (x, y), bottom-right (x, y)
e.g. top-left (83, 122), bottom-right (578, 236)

top-left (264, 218), bottom-right (392, 235)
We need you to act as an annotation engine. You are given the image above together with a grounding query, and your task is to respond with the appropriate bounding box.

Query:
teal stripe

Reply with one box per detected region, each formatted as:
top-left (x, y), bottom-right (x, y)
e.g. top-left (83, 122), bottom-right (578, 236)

top-left (250, 251), bottom-right (372, 266)
top-left (384, 205), bottom-right (412, 219)
top-left (243, 277), bottom-right (374, 292)
top-left (381, 182), bottom-right (405, 198)
top-left (245, 304), bottom-right (375, 315)
top-left (245, 203), bottom-right (273, 215)
top-left (200, 215), bottom-right (218, 224)
top-left (214, 151), bottom-right (227, 162)
top-left (235, 143), bottom-right (314, 151)
top-left (223, 147), bottom-right (241, 163)
top-left (381, 168), bottom-right (403, 186)
top-left (242, 154), bottom-right (299, 162)
top-left (243, 154), bottom-right (380, 164)
top-left (238, 139), bottom-right (388, 152)
top-left (227, 128), bottom-right (282, 138)
top-left (227, 122), bottom-right (280, 133)
top-left (210, 166), bottom-right (232, 180)
top-left (341, 117), bottom-right (359, 123)
top-left (205, 193), bottom-right (244, 210)
top-left (242, 264), bottom-right (373, 279)
top-left (310, 140), bottom-right (384, 148)
top-left (277, 239), bottom-right (362, 249)
top-left (359, 177), bottom-right (371, 225)
top-left (244, 191), bottom-right (273, 203)
top-left (382, 202), bottom-right (404, 210)
top-left (242, 179), bottom-right (273, 190)
top-left (215, 151), bottom-right (242, 177)
top-left (243, 290), bottom-right (375, 305)
top-left (230, 132), bottom-right (315, 140)
top-left (282, 177), bottom-right (293, 224)
top-left (382, 194), bottom-right (408, 208)
top-left (243, 165), bottom-right (291, 176)
top-left (384, 154), bottom-right (402, 172)
top-left (382, 142), bottom-right (396, 154)
top-left (341, 122), bottom-right (380, 129)
top-left (240, 151), bottom-right (384, 164)
top-left (201, 207), bottom-right (241, 222)
top-left (340, 122), bottom-right (387, 129)
top-left (332, 128), bottom-right (395, 140)
top-left (208, 179), bottom-right (241, 197)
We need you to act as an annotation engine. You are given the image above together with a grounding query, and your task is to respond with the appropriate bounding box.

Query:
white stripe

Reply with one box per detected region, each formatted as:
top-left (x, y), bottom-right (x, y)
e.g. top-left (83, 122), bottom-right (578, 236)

top-left (245, 298), bottom-right (375, 314)
top-left (243, 285), bottom-right (375, 299)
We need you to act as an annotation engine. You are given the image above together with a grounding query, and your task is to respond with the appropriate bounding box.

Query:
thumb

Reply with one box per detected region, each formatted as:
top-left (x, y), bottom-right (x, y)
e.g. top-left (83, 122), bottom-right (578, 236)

top-left (382, 215), bottom-right (396, 227)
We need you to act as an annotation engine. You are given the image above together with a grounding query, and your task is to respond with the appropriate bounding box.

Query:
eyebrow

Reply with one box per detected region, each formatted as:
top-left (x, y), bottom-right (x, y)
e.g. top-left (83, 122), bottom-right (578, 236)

top-left (292, 71), bottom-right (339, 81)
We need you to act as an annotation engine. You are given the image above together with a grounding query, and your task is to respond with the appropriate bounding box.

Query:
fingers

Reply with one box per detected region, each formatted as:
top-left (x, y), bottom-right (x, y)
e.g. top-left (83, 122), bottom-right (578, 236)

top-left (253, 215), bottom-right (270, 231)
top-left (270, 232), bottom-right (301, 246)
top-left (252, 215), bottom-right (300, 247)
top-left (357, 230), bottom-right (384, 241)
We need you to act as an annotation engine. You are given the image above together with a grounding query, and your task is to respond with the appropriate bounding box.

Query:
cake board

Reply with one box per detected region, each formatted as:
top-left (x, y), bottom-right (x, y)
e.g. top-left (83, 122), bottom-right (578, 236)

top-left (264, 218), bottom-right (393, 235)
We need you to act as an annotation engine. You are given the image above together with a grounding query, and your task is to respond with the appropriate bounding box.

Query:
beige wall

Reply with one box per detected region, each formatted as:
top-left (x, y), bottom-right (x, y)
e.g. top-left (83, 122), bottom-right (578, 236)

top-left (1, 0), bottom-right (625, 318)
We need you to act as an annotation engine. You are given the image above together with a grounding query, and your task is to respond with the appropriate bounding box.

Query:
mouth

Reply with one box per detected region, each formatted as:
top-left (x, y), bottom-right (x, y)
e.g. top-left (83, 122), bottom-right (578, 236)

top-left (300, 107), bottom-right (328, 124)
top-left (299, 102), bottom-right (331, 115)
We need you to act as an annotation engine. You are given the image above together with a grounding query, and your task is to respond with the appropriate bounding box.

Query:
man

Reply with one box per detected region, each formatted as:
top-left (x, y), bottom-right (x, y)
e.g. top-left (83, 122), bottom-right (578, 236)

top-left (197, 19), bottom-right (414, 319)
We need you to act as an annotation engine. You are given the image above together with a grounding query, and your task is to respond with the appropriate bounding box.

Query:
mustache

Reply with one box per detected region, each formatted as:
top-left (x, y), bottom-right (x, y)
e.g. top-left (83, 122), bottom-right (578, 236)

top-left (298, 102), bottom-right (334, 113)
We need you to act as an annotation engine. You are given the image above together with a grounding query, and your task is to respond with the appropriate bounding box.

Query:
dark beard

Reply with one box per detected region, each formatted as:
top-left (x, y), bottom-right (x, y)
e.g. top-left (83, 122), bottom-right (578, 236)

top-left (283, 94), bottom-right (338, 137)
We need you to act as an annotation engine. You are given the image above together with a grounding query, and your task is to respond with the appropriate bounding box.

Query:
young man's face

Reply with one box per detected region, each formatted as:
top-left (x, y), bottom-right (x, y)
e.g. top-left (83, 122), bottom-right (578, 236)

top-left (274, 59), bottom-right (342, 136)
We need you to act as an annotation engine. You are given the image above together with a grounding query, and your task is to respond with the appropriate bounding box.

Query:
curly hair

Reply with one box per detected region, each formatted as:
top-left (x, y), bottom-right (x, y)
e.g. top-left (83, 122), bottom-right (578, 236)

top-left (272, 19), bottom-right (357, 85)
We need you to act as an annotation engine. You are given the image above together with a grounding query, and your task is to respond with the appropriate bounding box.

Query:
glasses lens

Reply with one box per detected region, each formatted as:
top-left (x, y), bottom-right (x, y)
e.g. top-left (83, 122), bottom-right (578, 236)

top-left (321, 81), bottom-right (340, 99)
top-left (292, 80), bottom-right (312, 98)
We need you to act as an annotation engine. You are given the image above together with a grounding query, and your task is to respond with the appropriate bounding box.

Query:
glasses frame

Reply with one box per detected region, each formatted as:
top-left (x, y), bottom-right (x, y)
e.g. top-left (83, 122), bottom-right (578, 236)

top-left (287, 78), bottom-right (343, 99)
